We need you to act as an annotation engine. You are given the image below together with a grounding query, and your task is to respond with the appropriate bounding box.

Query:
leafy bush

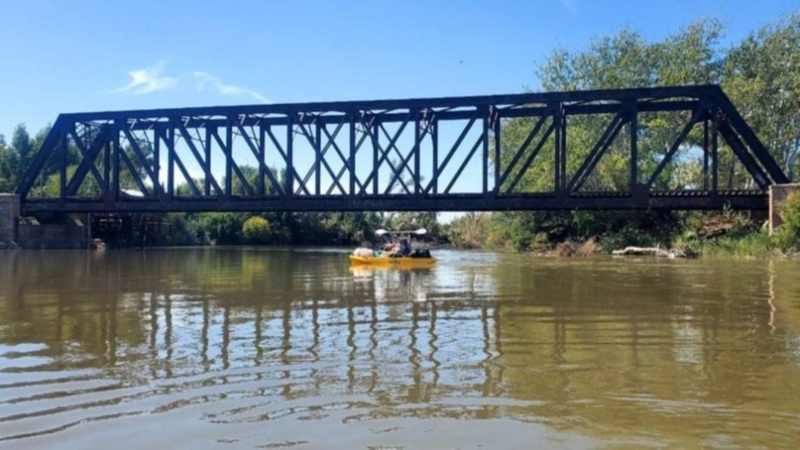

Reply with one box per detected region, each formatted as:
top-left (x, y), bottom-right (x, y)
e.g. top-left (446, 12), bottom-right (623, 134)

top-left (775, 192), bottom-right (800, 250)
top-left (242, 216), bottom-right (272, 245)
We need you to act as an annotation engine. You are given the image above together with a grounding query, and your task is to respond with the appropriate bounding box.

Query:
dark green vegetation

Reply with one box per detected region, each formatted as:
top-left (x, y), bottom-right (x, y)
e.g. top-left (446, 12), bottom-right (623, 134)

top-left (2, 15), bottom-right (799, 255)
top-left (446, 14), bottom-right (800, 257)
top-left (91, 210), bottom-right (444, 248)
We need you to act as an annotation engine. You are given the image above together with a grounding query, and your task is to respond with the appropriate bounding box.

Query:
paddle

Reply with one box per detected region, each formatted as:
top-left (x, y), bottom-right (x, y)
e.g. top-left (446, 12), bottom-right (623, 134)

top-left (376, 228), bottom-right (427, 236)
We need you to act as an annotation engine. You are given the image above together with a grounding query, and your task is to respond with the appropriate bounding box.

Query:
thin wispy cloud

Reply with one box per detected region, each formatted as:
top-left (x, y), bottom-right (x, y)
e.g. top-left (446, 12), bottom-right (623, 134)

top-left (111, 62), bottom-right (269, 103)
top-left (192, 72), bottom-right (270, 104)
top-left (111, 61), bottom-right (177, 94)
top-left (562, 0), bottom-right (578, 13)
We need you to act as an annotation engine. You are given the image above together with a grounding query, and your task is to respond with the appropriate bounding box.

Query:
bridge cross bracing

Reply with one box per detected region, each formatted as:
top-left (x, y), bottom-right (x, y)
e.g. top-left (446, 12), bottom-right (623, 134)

top-left (16, 84), bottom-right (788, 213)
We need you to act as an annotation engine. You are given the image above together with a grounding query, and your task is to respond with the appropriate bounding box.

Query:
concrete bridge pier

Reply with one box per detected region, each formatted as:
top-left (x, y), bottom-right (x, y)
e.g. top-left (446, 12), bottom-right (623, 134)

top-left (769, 183), bottom-right (800, 235)
top-left (0, 194), bottom-right (20, 247)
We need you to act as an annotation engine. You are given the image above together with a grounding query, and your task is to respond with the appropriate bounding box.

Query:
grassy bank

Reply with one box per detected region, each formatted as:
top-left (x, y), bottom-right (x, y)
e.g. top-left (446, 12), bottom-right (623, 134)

top-left (444, 194), bottom-right (800, 260)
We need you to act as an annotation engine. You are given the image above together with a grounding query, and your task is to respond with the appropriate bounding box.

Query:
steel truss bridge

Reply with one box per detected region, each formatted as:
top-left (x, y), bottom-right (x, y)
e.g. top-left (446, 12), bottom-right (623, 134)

top-left (16, 85), bottom-right (789, 213)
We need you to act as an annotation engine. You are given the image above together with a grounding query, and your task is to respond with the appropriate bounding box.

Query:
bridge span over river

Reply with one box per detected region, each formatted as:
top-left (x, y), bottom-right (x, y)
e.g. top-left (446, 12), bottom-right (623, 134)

top-left (13, 85), bottom-right (791, 214)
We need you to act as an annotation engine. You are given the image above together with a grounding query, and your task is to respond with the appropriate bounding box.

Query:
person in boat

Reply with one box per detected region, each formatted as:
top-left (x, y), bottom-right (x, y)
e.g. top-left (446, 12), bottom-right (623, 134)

top-left (399, 238), bottom-right (410, 256)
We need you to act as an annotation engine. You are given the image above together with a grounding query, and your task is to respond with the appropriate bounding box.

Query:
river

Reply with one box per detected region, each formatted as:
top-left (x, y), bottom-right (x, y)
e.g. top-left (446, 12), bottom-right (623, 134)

top-left (1, 248), bottom-right (799, 448)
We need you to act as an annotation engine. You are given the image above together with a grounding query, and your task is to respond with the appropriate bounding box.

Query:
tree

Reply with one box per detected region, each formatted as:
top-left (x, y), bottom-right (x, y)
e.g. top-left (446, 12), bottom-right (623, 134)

top-left (11, 124), bottom-right (33, 183)
top-left (724, 14), bottom-right (800, 180)
top-left (0, 134), bottom-right (13, 192)
top-left (475, 19), bottom-right (731, 251)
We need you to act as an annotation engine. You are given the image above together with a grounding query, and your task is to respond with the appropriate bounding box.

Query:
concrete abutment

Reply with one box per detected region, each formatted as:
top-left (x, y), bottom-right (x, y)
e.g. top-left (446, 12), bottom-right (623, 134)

top-left (769, 183), bottom-right (800, 235)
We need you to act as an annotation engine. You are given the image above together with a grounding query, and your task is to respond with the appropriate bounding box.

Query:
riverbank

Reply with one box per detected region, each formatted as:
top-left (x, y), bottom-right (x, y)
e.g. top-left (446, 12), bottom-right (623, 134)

top-left (445, 195), bottom-right (800, 260)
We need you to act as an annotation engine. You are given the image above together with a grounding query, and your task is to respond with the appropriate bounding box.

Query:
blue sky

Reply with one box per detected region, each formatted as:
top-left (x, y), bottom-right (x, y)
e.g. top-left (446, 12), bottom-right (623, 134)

top-left (1, 0), bottom-right (797, 139)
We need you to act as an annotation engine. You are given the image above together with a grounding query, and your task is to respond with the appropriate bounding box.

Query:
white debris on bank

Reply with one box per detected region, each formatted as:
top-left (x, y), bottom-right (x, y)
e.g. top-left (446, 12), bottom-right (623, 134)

top-left (611, 246), bottom-right (687, 258)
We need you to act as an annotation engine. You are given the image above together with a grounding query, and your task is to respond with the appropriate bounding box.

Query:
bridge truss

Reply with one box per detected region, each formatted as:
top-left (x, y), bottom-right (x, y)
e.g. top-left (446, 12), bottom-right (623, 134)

top-left (16, 85), bottom-right (788, 213)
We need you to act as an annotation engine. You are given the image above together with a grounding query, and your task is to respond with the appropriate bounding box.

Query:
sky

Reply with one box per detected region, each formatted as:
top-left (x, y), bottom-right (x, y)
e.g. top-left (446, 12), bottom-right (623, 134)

top-left (1, 0), bottom-right (797, 139)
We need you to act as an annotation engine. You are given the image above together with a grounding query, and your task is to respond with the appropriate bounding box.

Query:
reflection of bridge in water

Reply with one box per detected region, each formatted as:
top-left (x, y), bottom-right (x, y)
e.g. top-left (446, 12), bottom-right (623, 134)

top-left (1, 250), bottom-right (800, 445)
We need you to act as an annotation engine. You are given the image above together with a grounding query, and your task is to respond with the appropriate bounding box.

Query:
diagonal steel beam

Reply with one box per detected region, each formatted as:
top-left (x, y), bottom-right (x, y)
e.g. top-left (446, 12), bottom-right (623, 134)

top-left (236, 123), bottom-right (284, 196)
top-left (361, 115), bottom-right (411, 193)
top-left (121, 128), bottom-right (160, 194)
top-left (167, 129), bottom-right (201, 196)
top-left (505, 122), bottom-right (556, 194)
top-left (378, 123), bottom-right (415, 195)
top-left (497, 113), bottom-right (550, 189)
top-left (210, 127), bottom-right (255, 196)
top-left (423, 115), bottom-right (478, 194)
top-left (118, 143), bottom-right (151, 195)
top-left (711, 87), bottom-right (788, 184)
top-left (66, 126), bottom-right (109, 195)
top-left (176, 123), bottom-right (224, 195)
top-left (715, 119), bottom-right (770, 189)
top-left (444, 134), bottom-right (484, 194)
top-left (17, 117), bottom-right (67, 197)
top-left (319, 121), bottom-right (360, 195)
top-left (568, 110), bottom-right (627, 192)
top-left (646, 108), bottom-right (703, 188)
top-left (295, 120), bottom-right (347, 195)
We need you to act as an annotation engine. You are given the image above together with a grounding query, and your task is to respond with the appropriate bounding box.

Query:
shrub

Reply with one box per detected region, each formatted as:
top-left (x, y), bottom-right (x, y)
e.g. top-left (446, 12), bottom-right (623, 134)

top-left (775, 192), bottom-right (800, 250)
top-left (242, 216), bottom-right (272, 245)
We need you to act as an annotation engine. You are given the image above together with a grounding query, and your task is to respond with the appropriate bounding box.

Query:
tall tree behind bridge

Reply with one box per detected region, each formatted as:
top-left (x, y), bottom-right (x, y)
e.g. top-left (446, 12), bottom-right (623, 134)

top-left (0, 134), bottom-right (13, 192)
top-left (724, 14), bottom-right (800, 181)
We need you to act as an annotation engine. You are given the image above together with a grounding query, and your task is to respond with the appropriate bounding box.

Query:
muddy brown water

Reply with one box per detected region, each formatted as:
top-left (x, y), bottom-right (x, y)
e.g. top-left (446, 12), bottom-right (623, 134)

top-left (1, 248), bottom-right (799, 448)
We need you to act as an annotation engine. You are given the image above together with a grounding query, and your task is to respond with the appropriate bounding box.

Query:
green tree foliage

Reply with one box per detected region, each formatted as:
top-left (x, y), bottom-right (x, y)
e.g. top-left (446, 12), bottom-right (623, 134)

top-left (0, 134), bottom-right (14, 192)
top-left (200, 213), bottom-right (247, 245)
top-left (384, 211), bottom-right (441, 238)
top-left (242, 216), bottom-right (272, 244)
top-left (451, 16), bottom-right (799, 252)
top-left (11, 124), bottom-right (33, 183)
top-left (724, 14), bottom-right (800, 180)
top-left (0, 125), bottom-right (35, 192)
top-left (776, 193), bottom-right (800, 250)
top-left (445, 212), bottom-right (492, 249)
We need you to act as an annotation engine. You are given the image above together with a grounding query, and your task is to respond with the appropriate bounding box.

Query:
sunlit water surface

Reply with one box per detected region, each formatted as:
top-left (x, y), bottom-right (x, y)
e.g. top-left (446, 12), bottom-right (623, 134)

top-left (1, 248), bottom-right (800, 449)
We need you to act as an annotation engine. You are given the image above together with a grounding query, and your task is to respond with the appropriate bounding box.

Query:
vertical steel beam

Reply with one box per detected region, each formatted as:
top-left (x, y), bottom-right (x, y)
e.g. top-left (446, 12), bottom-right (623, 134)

top-left (372, 123), bottom-right (379, 195)
top-left (258, 126), bottom-right (266, 196)
top-left (286, 116), bottom-right (294, 197)
top-left (59, 132), bottom-right (67, 200)
top-left (152, 129), bottom-right (160, 198)
top-left (629, 103), bottom-right (638, 189)
top-left (204, 127), bottom-right (212, 196)
top-left (494, 111), bottom-right (501, 194)
top-left (315, 123), bottom-right (322, 195)
top-left (554, 105), bottom-right (563, 192)
top-left (165, 127), bottom-right (174, 199)
top-left (414, 113), bottom-right (421, 195)
top-left (225, 123), bottom-right (233, 198)
top-left (349, 114), bottom-right (356, 196)
top-left (712, 118), bottom-right (718, 192)
top-left (113, 124), bottom-right (120, 202)
top-left (432, 118), bottom-right (439, 194)
top-left (103, 134), bottom-right (111, 195)
top-left (482, 106), bottom-right (489, 195)
top-left (703, 119), bottom-right (709, 190)
top-left (560, 107), bottom-right (567, 191)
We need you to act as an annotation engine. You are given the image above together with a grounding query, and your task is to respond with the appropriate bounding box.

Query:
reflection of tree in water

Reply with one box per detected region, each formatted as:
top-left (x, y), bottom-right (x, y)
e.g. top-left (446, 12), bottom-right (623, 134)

top-left (4, 251), bottom-right (800, 447)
